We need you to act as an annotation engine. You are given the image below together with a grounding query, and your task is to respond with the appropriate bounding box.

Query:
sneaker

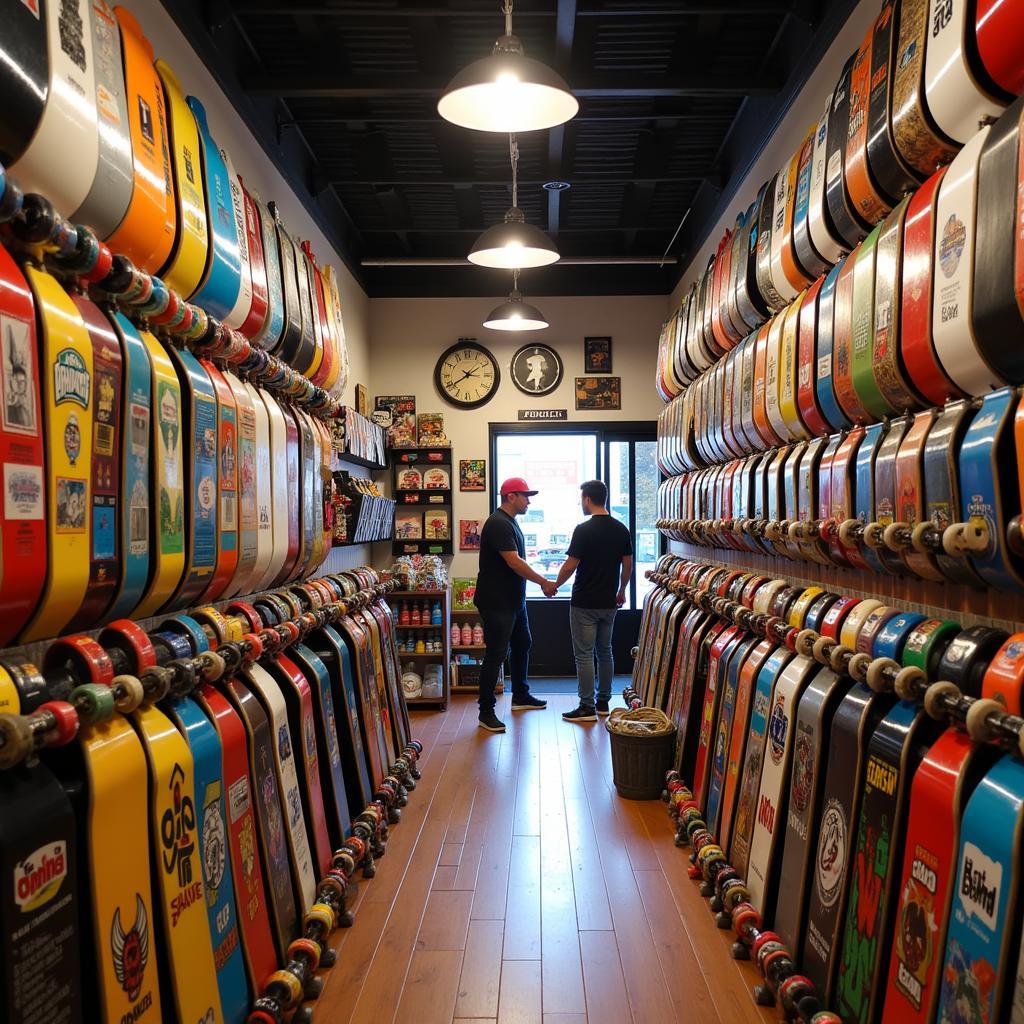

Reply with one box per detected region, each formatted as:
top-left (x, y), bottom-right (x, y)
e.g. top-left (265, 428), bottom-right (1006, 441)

top-left (511, 695), bottom-right (547, 711)
top-left (562, 704), bottom-right (597, 723)
top-left (595, 700), bottom-right (610, 717)
top-left (478, 711), bottom-right (506, 733)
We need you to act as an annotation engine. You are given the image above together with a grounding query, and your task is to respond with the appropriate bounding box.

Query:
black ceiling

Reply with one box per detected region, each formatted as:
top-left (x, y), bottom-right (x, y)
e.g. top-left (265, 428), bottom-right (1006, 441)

top-left (166, 0), bottom-right (860, 296)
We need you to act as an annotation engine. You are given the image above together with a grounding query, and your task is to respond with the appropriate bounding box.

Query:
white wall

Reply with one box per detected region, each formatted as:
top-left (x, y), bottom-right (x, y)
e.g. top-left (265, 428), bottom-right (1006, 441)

top-left (368, 294), bottom-right (666, 578)
top-left (670, 0), bottom-right (880, 306)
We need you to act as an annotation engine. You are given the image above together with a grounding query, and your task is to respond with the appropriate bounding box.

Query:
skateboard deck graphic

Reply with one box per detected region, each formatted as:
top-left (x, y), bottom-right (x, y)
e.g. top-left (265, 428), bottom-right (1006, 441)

top-left (131, 703), bottom-right (222, 1024)
top-left (244, 381), bottom-right (274, 590)
top-left (0, 245), bottom-right (46, 645)
top-left (199, 360), bottom-right (237, 603)
top-left (0, 0), bottom-right (48, 169)
top-left (19, 264), bottom-right (94, 642)
top-left (218, 147), bottom-right (253, 333)
top-left (0, 759), bottom-right (82, 1024)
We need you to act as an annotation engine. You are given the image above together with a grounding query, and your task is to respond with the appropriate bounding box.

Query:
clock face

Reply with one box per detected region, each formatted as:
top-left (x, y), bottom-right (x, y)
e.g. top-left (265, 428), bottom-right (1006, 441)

top-left (434, 341), bottom-right (500, 408)
top-left (510, 343), bottom-right (563, 396)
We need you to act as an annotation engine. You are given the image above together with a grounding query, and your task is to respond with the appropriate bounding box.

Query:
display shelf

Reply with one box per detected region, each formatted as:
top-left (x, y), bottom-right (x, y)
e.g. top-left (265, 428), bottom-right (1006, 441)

top-left (453, 645), bottom-right (487, 651)
top-left (389, 589), bottom-right (448, 597)
top-left (395, 489), bottom-right (452, 505)
top-left (392, 539), bottom-right (453, 556)
top-left (389, 586), bottom-right (450, 709)
top-left (334, 450), bottom-right (387, 472)
top-left (396, 624), bottom-right (444, 630)
top-left (389, 446), bottom-right (452, 464)
top-left (451, 607), bottom-right (479, 614)
top-left (405, 696), bottom-right (448, 708)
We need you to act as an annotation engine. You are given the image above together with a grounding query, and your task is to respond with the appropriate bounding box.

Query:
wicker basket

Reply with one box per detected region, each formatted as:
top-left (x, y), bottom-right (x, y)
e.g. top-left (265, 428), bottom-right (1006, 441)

top-left (605, 711), bottom-right (677, 800)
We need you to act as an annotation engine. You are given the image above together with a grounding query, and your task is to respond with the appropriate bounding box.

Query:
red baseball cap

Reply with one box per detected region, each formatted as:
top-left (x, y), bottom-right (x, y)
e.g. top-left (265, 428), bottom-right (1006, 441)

top-left (500, 476), bottom-right (538, 496)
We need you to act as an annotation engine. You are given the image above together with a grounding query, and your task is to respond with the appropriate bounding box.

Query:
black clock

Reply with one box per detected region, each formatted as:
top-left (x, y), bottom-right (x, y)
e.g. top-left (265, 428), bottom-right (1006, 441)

top-left (510, 343), bottom-right (563, 396)
top-left (434, 340), bottom-right (500, 408)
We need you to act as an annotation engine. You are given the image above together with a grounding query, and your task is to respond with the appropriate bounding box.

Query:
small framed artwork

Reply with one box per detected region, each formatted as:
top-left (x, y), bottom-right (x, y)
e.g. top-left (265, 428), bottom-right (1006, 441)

top-left (355, 383), bottom-right (368, 417)
top-left (395, 510), bottom-right (423, 539)
top-left (459, 459), bottom-right (486, 491)
top-left (575, 376), bottom-right (621, 410)
top-left (424, 510), bottom-right (449, 540)
top-left (584, 336), bottom-right (612, 374)
top-left (460, 519), bottom-right (482, 550)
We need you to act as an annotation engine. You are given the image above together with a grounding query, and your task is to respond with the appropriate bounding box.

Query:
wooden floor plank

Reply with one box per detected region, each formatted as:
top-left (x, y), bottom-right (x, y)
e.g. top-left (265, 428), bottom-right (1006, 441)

top-left (503, 835), bottom-right (541, 959)
top-left (418, 889), bottom-right (475, 950)
top-left (579, 931), bottom-right (631, 1024)
top-left (394, 949), bottom-right (465, 1024)
top-left (440, 842), bottom-right (465, 866)
top-left (498, 960), bottom-right (543, 1024)
top-left (455, 918), bottom-right (504, 1019)
top-left (433, 865), bottom-right (460, 890)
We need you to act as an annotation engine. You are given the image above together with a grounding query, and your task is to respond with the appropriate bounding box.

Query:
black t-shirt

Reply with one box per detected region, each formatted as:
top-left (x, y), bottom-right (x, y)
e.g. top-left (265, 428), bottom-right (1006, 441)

top-left (474, 509), bottom-right (526, 610)
top-left (567, 514), bottom-right (633, 608)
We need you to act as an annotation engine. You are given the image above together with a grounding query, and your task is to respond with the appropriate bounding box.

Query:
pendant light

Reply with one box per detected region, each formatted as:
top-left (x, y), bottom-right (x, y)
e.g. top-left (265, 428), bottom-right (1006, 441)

top-left (469, 135), bottom-right (559, 269)
top-left (437, 0), bottom-right (578, 134)
top-left (483, 270), bottom-right (549, 331)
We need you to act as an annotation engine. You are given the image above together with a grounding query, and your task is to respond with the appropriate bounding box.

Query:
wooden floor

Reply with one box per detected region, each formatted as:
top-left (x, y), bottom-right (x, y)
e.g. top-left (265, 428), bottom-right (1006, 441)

top-left (316, 693), bottom-right (777, 1024)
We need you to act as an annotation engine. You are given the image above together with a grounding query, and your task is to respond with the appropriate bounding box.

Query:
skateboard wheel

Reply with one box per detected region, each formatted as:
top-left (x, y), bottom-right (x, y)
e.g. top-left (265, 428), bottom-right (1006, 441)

top-left (942, 521), bottom-right (989, 557)
top-left (811, 636), bottom-right (834, 665)
top-left (751, 931), bottom-right (783, 959)
top-left (266, 968), bottom-right (304, 1009)
top-left (866, 658), bottom-right (899, 694)
top-left (305, 902), bottom-right (336, 934)
top-left (862, 523), bottom-right (884, 549)
top-left (0, 713), bottom-right (34, 768)
top-left (795, 630), bottom-right (818, 657)
top-left (70, 683), bottom-right (116, 725)
top-left (247, 1007), bottom-right (280, 1024)
top-left (910, 521), bottom-right (937, 553)
top-left (965, 697), bottom-right (1003, 744)
top-left (786, 521), bottom-right (804, 542)
top-left (828, 644), bottom-right (853, 673)
top-left (837, 519), bottom-right (860, 547)
top-left (923, 680), bottom-right (961, 720)
top-left (894, 666), bottom-right (926, 702)
top-left (197, 651), bottom-right (226, 682)
top-left (778, 973), bottom-right (816, 1011)
top-left (38, 701), bottom-right (79, 747)
top-left (847, 653), bottom-right (871, 683)
top-left (141, 666), bottom-right (173, 703)
top-left (809, 1014), bottom-right (842, 1023)
top-left (111, 675), bottom-right (145, 713)
top-left (882, 522), bottom-right (910, 551)
top-left (101, 620), bottom-right (157, 672)
top-left (288, 937), bottom-right (322, 972)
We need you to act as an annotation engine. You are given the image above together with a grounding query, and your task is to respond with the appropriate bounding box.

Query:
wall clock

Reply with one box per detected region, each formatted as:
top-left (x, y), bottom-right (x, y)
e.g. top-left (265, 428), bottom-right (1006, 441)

top-left (510, 343), bottom-right (563, 396)
top-left (434, 340), bottom-right (500, 408)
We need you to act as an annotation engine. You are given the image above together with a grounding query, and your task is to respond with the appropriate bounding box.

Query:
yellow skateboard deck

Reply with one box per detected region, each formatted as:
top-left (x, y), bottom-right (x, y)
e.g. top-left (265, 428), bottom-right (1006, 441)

top-left (19, 265), bottom-right (93, 642)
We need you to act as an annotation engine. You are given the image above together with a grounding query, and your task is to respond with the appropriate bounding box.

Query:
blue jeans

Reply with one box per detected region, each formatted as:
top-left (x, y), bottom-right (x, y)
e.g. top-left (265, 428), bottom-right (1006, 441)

top-left (570, 606), bottom-right (617, 708)
top-left (477, 603), bottom-right (532, 713)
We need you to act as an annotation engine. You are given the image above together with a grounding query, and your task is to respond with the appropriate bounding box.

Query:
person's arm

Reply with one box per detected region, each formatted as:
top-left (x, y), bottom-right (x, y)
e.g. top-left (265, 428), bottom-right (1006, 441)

top-left (616, 554), bottom-right (634, 607)
top-left (499, 549), bottom-right (551, 589)
top-left (553, 556), bottom-right (580, 591)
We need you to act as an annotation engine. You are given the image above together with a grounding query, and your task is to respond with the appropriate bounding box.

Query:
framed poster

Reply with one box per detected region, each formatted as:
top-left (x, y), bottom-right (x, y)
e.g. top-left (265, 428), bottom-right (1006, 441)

top-left (575, 376), bottom-right (621, 410)
top-left (459, 519), bottom-right (482, 550)
top-left (355, 383), bottom-right (368, 417)
top-left (375, 395), bottom-right (416, 447)
top-left (459, 459), bottom-right (486, 491)
top-left (584, 336), bottom-right (612, 373)
top-left (510, 343), bottom-right (563, 396)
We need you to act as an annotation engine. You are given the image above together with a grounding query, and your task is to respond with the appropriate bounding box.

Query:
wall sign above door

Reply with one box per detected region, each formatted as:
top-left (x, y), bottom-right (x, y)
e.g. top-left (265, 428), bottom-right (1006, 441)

top-left (517, 409), bottom-right (567, 421)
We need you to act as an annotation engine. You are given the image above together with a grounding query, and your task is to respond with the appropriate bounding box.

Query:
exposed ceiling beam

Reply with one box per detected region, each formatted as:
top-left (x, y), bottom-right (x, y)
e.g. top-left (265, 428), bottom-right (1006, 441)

top-left (361, 256), bottom-right (678, 266)
top-left (243, 72), bottom-right (780, 99)
top-left (280, 113), bottom-right (737, 127)
top-left (332, 174), bottom-right (704, 186)
top-left (547, 0), bottom-right (576, 240)
top-left (230, 3), bottom-right (790, 16)
top-left (356, 225), bottom-right (679, 234)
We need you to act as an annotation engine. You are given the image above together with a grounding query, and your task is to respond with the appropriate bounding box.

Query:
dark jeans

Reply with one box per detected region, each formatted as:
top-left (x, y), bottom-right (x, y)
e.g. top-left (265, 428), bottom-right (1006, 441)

top-left (477, 603), bottom-right (532, 713)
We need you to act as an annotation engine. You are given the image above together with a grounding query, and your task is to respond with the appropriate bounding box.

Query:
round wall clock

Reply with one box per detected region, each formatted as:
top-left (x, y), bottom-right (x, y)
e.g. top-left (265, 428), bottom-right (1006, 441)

top-left (434, 340), bottom-right (500, 408)
top-left (510, 343), bottom-right (563, 396)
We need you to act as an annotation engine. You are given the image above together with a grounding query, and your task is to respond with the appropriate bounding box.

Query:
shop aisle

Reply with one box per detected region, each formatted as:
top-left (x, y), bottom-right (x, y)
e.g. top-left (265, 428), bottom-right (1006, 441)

top-left (316, 694), bottom-right (775, 1024)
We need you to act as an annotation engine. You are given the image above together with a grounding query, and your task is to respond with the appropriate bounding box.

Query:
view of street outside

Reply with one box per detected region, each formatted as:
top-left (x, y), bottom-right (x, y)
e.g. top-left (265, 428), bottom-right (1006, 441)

top-left (494, 433), bottom-right (660, 608)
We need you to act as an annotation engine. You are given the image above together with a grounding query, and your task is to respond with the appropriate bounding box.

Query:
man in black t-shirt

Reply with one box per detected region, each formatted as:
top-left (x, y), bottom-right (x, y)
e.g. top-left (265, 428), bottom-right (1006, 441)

top-left (473, 477), bottom-right (555, 733)
top-left (551, 480), bottom-right (633, 722)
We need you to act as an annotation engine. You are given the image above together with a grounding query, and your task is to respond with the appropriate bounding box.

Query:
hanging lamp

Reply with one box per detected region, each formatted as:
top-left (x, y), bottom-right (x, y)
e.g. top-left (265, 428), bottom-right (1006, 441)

top-left (437, 0), bottom-right (578, 133)
top-left (483, 270), bottom-right (549, 331)
top-left (469, 135), bottom-right (559, 269)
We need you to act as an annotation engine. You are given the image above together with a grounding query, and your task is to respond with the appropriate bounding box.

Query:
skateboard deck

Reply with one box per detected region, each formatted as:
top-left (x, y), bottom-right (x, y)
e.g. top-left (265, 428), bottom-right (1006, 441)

top-left (164, 696), bottom-right (248, 1022)
top-left (801, 682), bottom-right (894, 1003)
top-left (199, 360), bottom-right (238, 603)
top-left (0, 244), bottom-right (46, 645)
top-left (19, 264), bottom-right (94, 642)
top-left (131, 702), bottom-right (223, 1024)
top-left (251, 195), bottom-right (285, 352)
top-left (244, 381), bottom-right (275, 590)
top-left (218, 147), bottom-right (254, 333)
top-left (0, 756), bottom-right (82, 1024)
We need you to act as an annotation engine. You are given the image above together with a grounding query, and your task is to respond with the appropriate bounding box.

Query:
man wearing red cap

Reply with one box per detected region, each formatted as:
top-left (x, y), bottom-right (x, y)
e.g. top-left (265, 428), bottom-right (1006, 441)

top-left (473, 477), bottom-right (554, 732)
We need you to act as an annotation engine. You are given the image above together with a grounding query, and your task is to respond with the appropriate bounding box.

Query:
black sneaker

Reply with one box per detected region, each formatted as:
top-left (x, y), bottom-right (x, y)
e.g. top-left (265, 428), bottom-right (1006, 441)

top-left (562, 704), bottom-right (597, 723)
top-left (511, 695), bottom-right (547, 710)
top-left (478, 711), bottom-right (506, 733)
top-left (595, 700), bottom-right (610, 717)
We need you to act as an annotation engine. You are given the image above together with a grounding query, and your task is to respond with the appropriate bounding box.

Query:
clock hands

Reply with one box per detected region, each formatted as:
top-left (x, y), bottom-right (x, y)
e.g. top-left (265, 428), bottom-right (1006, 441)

top-left (452, 367), bottom-right (480, 386)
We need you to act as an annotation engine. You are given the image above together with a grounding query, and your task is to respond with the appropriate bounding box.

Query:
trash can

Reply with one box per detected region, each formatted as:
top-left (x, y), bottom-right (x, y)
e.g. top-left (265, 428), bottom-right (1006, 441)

top-left (605, 709), bottom-right (677, 800)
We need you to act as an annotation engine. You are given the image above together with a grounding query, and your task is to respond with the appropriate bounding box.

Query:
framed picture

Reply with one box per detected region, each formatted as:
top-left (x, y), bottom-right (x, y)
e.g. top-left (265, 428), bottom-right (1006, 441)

top-left (424, 510), bottom-right (449, 540)
top-left (452, 578), bottom-right (477, 609)
top-left (584, 336), bottom-right (612, 374)
top-left (459, 519), bottom-right (482, 550)
top-left (375, 395), bottom-right (416, 448)
top-left (459, 459), bottom-right (486, 491)
top-left (510, 343), bottom-right (563, 396)
top-left (575, 376), bottom-right (621, 410)
top-left (394, 510), bottom-right (422, 539)
top-left (355, 383), bottom-right (368, 417)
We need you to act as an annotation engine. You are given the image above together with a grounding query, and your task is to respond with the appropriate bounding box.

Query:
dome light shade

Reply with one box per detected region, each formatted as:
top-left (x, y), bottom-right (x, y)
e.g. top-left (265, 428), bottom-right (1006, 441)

top-left (468, 207), bottom-right (560, 269)
top-left (438, 37), bottom-right (578, 133)
top-left (483, 290), bottom-right (549, 331)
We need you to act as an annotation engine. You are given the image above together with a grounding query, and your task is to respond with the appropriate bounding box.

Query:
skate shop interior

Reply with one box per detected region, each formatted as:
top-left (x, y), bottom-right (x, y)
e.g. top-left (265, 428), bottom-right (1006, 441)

top-left (1, 0), bottom-right (1023, 1022)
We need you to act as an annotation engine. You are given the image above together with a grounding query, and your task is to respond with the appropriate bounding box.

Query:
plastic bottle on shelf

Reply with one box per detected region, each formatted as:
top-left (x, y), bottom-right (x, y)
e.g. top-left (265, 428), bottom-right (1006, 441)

top-left (431, 601), bottom-right (442, 625)
top-left (451, 625), bottom-right (461, 647)
top-left (411, 602), bottom-right (421, 625)
top-left (399, 602), bottom-right (410, 626)
top-left (415, 634), bottom-right (425, 654)
top-left (473, 622), bottom-right (484, 646)
top-left (461, 623), bottom-right (473, 646)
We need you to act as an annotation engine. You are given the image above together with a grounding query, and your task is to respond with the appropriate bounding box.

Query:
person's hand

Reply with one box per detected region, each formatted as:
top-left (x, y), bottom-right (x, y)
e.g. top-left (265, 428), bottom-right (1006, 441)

top-left (542, 582), bottom-right (559, 598)
top-left (616, 589), bottom-right (626, 607)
